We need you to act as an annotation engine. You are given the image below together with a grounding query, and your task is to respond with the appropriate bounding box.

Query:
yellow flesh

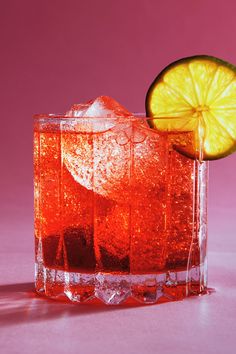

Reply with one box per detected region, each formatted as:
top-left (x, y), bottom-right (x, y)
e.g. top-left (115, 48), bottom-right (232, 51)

top-left (148, 58), bottom-right (236, 159)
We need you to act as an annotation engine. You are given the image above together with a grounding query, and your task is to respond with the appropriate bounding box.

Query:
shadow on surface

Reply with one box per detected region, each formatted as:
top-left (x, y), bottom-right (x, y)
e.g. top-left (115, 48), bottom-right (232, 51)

top-left (0, 280), bottom-right (217, 327)
top-left (0, 282), bottom-right (145, 327)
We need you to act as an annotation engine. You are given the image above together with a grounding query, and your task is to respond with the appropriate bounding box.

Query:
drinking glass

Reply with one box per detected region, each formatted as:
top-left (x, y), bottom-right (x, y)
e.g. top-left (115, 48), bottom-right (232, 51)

top-left (34, 114), bottom-right (208, 304)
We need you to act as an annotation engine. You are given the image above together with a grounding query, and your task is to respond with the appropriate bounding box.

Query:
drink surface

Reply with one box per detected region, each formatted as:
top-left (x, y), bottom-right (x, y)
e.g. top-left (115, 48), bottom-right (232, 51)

top-left (34, 117), bottom-right (207, 278)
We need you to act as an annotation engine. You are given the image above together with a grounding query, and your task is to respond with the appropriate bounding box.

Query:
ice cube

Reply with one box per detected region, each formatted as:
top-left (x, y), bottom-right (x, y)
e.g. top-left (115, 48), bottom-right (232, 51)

top-left (62, 96), bottom-right (158, 201)
top-left (84, 96), bottom-right (131, 118)
top-left (65, 96), bottom-right (132, 133)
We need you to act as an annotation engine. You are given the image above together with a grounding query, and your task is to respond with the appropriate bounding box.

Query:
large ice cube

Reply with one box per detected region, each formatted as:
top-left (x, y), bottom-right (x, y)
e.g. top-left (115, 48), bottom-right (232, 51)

top-left (65, 96), bottom-right (132, 133)
top-left (67, 96), bottom-right (131, 118)
top-left (62, 96), bottom-right (158, 200)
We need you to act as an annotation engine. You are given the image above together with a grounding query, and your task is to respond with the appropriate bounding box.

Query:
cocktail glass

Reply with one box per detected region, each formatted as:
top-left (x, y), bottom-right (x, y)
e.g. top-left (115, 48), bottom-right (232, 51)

top-left (34, 114), bottom-right (208, 305)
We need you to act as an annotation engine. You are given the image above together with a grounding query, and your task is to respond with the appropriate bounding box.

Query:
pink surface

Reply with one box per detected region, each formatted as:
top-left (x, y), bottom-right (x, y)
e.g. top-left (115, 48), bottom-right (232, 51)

top-left (0, 1), bottom-right (236, 353)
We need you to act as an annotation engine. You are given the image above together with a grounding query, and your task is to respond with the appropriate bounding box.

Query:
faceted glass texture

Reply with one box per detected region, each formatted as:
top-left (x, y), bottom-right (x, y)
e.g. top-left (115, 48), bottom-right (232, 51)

top-left (34, 115), bottom-right (208, 305)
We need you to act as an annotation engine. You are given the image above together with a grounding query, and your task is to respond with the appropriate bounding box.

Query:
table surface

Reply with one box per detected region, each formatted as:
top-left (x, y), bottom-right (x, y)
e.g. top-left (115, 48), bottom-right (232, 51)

top-left (1, 207), bottom-right (236, 354)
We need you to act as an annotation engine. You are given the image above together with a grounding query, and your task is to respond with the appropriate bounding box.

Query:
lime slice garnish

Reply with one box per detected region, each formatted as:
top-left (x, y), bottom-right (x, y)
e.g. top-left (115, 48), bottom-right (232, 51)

top-left (146, 55), bottom-right (236, 160)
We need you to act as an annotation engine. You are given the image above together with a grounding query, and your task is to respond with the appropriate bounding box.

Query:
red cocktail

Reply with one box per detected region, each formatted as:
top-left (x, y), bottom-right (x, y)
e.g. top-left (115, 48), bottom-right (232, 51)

top-left (34, 97), bottom-right (207, 304)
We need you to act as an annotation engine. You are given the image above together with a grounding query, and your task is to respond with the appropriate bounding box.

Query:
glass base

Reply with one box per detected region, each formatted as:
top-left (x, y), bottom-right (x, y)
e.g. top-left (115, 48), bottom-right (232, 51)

top-left (35, 260), bottom-right (207, 305)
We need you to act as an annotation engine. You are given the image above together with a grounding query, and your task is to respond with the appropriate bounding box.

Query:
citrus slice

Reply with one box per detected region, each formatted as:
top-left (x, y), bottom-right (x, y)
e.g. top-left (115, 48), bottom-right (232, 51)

top-left (146, 55), bottom-right (236, 160)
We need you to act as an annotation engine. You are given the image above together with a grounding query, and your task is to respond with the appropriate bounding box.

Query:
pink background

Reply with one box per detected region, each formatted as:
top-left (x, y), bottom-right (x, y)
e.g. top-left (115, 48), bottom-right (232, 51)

top-left (0, 1), bottom-right (236, 353)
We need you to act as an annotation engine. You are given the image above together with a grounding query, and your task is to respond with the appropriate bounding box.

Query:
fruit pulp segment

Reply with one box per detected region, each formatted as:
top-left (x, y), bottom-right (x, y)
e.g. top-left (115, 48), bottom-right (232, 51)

top-left (34, 120), bottom-right (207, 277)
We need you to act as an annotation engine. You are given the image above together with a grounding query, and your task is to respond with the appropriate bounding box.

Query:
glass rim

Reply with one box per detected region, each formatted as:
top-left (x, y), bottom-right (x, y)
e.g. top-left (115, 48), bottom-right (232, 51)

top-left (33, 113), bottom-right (197, 122)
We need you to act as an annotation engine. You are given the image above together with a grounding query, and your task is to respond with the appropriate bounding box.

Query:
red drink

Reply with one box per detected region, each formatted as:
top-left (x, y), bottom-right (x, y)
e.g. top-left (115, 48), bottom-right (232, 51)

top-left (34, 113), bottom-right (207, 304)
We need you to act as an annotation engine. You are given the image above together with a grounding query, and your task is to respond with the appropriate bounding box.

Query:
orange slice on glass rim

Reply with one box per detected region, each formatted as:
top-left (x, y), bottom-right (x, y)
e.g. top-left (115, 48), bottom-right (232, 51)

top-left (145, 55), bottom-right (236, 160)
